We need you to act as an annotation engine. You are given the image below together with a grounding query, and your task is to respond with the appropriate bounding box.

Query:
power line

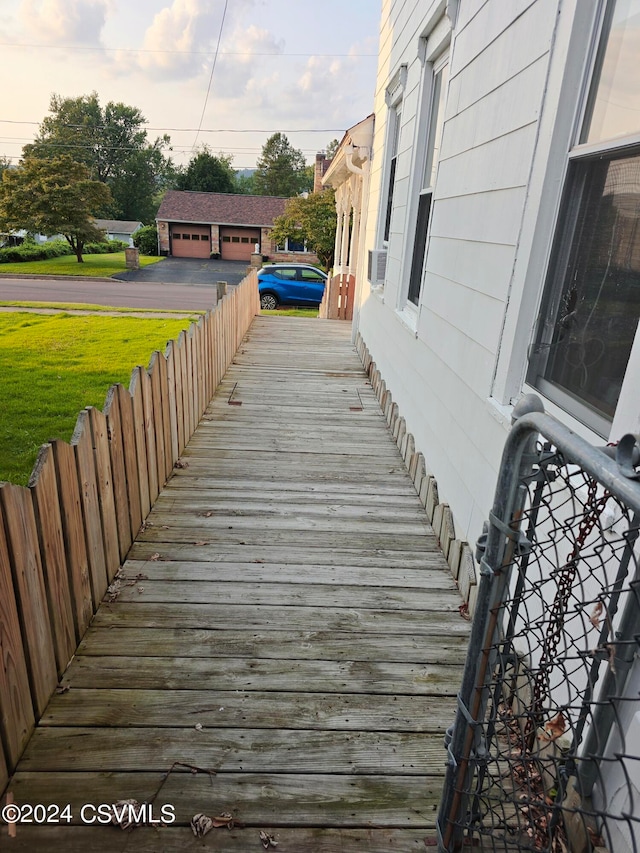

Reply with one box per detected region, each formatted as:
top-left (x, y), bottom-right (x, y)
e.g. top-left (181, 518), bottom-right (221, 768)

top-left (0, 119), bottom-right (347, 134)
top-left (192, 0), bottom-right (229, 151)
top-left (0, 42), bottom-right (375, 58)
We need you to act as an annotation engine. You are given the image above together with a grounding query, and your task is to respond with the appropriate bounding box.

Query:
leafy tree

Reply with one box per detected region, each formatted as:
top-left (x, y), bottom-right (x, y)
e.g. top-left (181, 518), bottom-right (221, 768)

top-left (325, 139), bottom-right (340, 159)
top-left (0, 156), bottom-right (112, 262)
top-left (254, 133), bottom-right (308, 197)
top-left (133, 224), bottom-right (158, 255)
top-left (269, 188), bottom-right (336, 268)
top-left (0, 156), bottom-right (11, 180)
top-left (24, 92), bottom-right (173, 223)
top-left (234, 171), bottom-right (256, 194)
top-left (175, 146), bottom-right (236, 194)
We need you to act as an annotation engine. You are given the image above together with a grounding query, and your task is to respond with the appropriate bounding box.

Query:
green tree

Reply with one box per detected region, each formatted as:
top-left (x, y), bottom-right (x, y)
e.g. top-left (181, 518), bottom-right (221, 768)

top-left (0, 156), bottom-right (112, 262)
top-left (175, 146), bottom-right (236, 194)
top-left (254, 133), bottom-right (308, 197)
top-left (234, 171), bottom-right (256, 194)
top-left (269, 188), bottom-right (336, 268)
top-left (133, 224), bottom-right (158, 255)
top-left (325, 139), bottom-right (340, 159)
top-left (0, 157), bottom-right (11, 180)
top-left (24, 93), bottom-right (173, 223)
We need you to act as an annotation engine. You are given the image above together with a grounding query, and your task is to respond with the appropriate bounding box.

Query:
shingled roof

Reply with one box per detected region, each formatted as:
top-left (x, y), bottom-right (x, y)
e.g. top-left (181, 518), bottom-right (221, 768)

top-left (156, 190), bottom-right (288, 227)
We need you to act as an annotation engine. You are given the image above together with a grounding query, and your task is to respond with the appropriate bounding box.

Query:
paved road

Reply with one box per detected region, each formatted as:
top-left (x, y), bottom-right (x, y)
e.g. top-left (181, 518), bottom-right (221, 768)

top-left (0, 258), bottom-right (249, 311)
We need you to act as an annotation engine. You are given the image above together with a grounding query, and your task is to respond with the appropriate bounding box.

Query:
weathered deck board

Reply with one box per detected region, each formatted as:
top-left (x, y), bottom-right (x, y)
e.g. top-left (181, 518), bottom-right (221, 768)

top-left (2, 317), bottom-right (469, 851)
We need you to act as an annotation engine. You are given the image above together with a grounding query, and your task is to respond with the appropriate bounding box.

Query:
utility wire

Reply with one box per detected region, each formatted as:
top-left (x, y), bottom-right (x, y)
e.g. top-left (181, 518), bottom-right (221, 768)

top-left (0, 42), bottom-right (374, 58)
top-left (0, 119), bottom-right (345, 133)
top-left (192, 0), bottom-right (229, 151)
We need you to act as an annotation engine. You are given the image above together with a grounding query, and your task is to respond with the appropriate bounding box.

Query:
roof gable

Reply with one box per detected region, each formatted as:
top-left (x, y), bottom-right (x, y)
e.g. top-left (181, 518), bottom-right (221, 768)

top-left (156, 190), bottom-right (289, 227)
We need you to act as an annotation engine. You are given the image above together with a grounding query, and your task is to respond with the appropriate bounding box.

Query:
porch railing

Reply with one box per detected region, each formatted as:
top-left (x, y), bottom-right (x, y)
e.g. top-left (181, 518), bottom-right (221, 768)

top-left (437, 395), bottom-right (640, 852)
top-left (319, 272), bottom-right (355, 320)
top-left (0, 271), bottom-right (259, 794)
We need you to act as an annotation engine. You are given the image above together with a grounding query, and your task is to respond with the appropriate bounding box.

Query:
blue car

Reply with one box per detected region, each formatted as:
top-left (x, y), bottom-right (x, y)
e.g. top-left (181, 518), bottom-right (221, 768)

top-left (258, 264), bottom-right (327, 310)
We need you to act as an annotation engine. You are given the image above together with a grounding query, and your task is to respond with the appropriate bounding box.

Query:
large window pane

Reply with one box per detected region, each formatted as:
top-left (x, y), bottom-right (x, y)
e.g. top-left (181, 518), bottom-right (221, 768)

top-left (529, 151), bottom-right (640, 429)
top-left (582, 0), bottom-right (640, 144)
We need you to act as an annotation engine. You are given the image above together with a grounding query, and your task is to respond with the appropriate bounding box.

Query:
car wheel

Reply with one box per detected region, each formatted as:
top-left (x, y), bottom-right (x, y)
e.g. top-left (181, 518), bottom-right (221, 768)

top-left (260, 292), bottom-right (279, 310)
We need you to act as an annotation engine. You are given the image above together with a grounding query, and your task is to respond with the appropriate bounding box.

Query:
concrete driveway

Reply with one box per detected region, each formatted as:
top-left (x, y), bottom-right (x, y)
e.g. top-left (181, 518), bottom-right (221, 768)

top-left (113, 257), bottom-right (249, 287)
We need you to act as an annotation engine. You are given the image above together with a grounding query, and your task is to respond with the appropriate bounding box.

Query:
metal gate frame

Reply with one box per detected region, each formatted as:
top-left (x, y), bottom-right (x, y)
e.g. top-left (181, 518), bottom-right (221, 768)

top-left (437, 394), bottom-right (640, 852)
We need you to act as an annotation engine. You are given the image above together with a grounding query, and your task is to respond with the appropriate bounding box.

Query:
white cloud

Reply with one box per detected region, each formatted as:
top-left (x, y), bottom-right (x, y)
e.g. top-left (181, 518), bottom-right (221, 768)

top-left (19, 0), bottom-right (111, 45)
top-left (119, 0), bottom-right (261, 82)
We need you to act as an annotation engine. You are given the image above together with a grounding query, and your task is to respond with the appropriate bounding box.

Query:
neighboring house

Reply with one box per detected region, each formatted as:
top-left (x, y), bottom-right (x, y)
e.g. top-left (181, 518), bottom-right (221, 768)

top-left (313, 151), bottom-right (333, 193)
top-left (321, 115), bottom-right (374, 319)
top-left (93, 219), bottom-right (142, 246)
top-left (156, 190), bottom-right (320, 264)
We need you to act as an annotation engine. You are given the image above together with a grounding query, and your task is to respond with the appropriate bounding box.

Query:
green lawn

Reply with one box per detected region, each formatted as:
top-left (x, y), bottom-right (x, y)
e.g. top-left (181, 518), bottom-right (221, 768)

top-left (0, 252), bottom-right (162, 277)
top-left (261, 307), bottom-right (319, 317)
top-left (0, 312), bottom-right (195, 485)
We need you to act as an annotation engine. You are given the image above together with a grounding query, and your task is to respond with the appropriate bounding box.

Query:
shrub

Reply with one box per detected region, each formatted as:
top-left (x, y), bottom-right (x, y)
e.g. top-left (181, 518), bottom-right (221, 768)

top-left (133, 225), bottom-right (158, 256)
top-left (83, 240), bottom-right (128, 254)
top-left (0, 239), bottom-right (72, 263)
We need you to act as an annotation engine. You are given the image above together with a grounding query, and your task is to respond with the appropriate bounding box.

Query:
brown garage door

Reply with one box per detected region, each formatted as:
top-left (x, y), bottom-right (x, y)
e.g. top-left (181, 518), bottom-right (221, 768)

top-left (171, 225), bottom-right (211, 258)
top-left (220, 227), bottom-right (261, 261)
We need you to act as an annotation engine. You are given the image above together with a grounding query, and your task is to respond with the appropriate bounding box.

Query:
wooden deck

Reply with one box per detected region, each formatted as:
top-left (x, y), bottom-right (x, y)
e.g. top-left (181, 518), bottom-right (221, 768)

top-left (3, 317), bottom-right (470, 852)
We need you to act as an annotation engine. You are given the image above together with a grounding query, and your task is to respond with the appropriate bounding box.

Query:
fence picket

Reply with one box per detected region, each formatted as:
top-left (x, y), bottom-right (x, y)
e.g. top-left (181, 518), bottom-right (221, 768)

top-left (139, 368), bottom-right (159, 504)
top-left (177, 332), bottom-right (188, 452)
top-left (116, 384), bottom-right (142, 538)
top-left (186, 328), bottom-right (195, 438)
top-left (88, 407), bottom-right (120, 582)
top-left (156, 349), bottom-right (174, 481)
top-left (0, 484), bottom-right (57, 717)
top-left (51, 440), bottom-right (93, 639)
top-left (104, 387), bottom-right (132, 562)
top-left (0, 506), bottom-right (35, 770)
top-left (0, 737), bottom-right (8, 795)
top-left (129, 369), bottom-right (151, 521)
top-left (164, 341), bottom-right (180, 466)
top-left (29, 444), bottom-right (76, 672)
top-left (149, 354), bottom-right (167, 490)
top-left (72, 410), bottom-right (108, 607)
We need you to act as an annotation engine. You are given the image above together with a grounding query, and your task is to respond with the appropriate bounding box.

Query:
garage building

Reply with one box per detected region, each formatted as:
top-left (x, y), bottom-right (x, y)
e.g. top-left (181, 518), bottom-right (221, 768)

top-left (156, 190), bottom-right (310, 263)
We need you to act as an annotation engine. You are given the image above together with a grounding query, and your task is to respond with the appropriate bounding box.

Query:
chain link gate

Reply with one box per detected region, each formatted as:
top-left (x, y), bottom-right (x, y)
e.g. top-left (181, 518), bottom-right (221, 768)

top-left (437, 395), bottom-right (640, 852)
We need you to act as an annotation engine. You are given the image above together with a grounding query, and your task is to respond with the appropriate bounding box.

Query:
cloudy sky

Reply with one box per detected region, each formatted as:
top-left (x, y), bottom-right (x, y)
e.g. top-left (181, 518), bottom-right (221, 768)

top-left (0, 0), bottom-right (381, 169)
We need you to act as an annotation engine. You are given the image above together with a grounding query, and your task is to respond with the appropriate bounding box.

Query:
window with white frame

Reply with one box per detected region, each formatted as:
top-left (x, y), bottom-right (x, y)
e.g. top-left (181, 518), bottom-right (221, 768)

top-left (407, 53), bottom-right (449, 306)
top-left (276, 237), bottom-right (307, 252)
top-left (383, 106), bottom-right (401, 244)
top-left (528, 0), bottom-right (640, 436)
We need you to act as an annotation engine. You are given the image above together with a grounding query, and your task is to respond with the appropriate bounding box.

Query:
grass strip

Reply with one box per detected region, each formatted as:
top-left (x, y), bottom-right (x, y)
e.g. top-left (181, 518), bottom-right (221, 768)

top-left (0, 300), bottom-right (205, 315)
top-left (0, 312), bottom-right (194, 485)
top-left (0, 252), bottom-right (162, 277)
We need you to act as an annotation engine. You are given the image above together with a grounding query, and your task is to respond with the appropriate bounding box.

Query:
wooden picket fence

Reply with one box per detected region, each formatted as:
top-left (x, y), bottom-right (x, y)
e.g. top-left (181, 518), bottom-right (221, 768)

top-left (0, 270), bottom-right (260, 793)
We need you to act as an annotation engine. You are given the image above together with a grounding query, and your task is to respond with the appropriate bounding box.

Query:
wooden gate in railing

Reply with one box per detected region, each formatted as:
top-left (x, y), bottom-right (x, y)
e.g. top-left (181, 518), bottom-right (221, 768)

top-left (0, 270), bottom-right (260, 794)
top-left (318, 272), bottom-right (355, 321)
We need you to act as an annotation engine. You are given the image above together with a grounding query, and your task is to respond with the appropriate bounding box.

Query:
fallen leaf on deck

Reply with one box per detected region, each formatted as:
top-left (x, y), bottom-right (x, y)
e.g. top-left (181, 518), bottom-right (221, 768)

top-left (191, 814), bottom-right (214, 837)
top-left (260, 830), bottom-right (278, 848)
top-left (150, 553), bottom-right (160, 561)
top-left (212, 812), bottom-right (234, 829)
top-left (175, 460), bottom-right (189, 469)
top-left (111, 800), bottom-right (140, 830)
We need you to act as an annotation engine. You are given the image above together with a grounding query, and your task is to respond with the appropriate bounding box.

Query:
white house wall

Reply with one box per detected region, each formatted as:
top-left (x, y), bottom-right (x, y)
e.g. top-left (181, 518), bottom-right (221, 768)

top-left (357, 0), bottom-right (600, 543)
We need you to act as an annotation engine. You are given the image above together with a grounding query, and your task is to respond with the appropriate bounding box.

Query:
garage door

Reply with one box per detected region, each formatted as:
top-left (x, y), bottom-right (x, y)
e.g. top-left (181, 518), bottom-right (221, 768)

top-left (220, 227), bottom-right (261, 261)
top-left (171, 225), bottom-right (211, 258)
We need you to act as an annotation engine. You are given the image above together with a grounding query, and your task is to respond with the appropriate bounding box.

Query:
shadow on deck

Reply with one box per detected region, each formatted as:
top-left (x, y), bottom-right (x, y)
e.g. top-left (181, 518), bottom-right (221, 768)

top-left (2, 317), bottom-right (470, 852)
